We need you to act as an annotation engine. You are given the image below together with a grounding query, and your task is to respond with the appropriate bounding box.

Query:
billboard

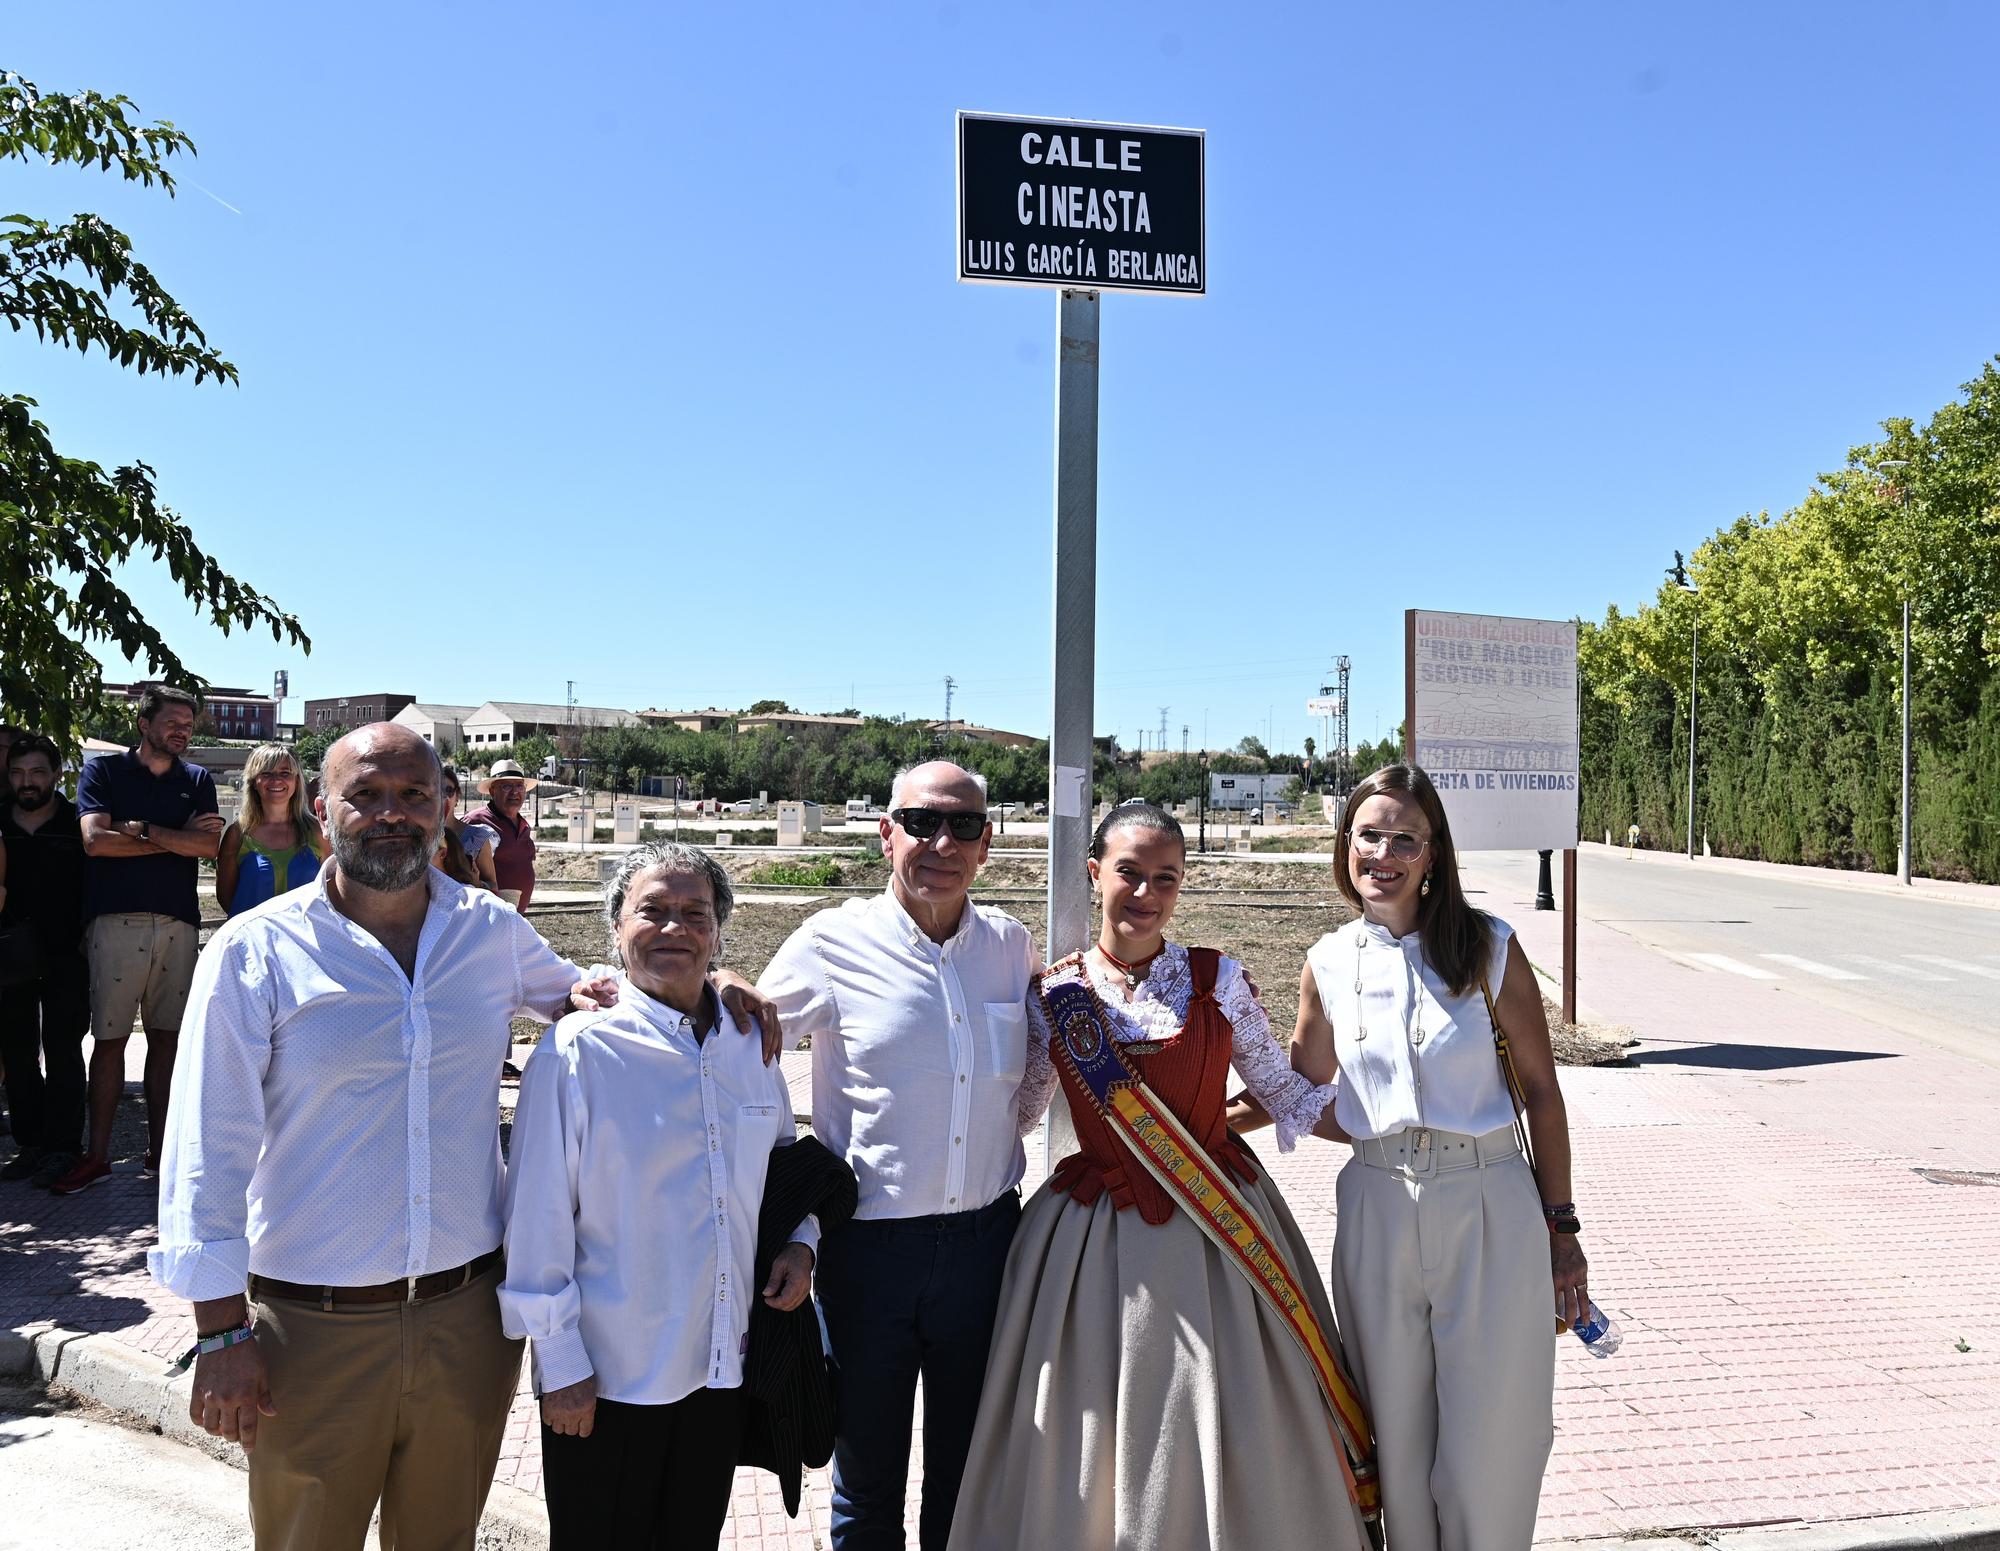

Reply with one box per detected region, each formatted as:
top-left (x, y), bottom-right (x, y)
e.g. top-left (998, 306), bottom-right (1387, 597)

top-left (1404, 610), bottom-right (1579, 851)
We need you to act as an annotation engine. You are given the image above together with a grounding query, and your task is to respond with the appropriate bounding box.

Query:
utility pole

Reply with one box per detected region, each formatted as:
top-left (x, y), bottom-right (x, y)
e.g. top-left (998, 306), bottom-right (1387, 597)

top-left (1880, 461), bottom-right (1915, 884)
top-left (1335, 655), bottom-right (1351, 800)
top-left (1669, 552), bottom-right (1699, 859)
top-left (943, 675), bottom-right (956, 738)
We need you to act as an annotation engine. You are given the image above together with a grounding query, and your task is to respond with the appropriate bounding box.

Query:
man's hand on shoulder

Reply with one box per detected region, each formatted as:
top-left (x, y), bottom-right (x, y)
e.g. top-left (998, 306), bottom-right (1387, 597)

top-left (568, 975), bottom-right (619, 1013)
top-left (713, 969), bottom-right (782, 1064)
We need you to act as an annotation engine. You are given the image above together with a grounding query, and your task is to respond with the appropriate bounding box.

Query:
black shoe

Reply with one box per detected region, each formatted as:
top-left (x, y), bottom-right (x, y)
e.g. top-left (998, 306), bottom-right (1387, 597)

top-left (0, 1148), bottom-right (44, 1182)
top-left (501, 1060), bottom-right (523, 1081)
top-left (31, 1151), bottom-right (77, 1190)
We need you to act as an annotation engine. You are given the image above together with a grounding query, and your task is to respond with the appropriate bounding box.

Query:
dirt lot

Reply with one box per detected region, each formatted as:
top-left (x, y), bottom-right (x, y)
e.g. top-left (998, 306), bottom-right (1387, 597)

top-left (523, 851), bottom-right (1630, 1065)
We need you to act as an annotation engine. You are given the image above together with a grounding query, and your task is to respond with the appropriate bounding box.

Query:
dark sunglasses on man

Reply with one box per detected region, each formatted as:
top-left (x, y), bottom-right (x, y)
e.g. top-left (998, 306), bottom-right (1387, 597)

top-left (890, 807), bottom-right (990, 842)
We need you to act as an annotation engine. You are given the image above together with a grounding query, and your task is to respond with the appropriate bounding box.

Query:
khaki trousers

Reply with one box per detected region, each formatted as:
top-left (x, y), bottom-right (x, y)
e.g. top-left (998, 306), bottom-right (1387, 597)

top-left (1331, 1126), bottom-right (1556, 1551)
top-left (248, 1265), bottom-right (523, 1551)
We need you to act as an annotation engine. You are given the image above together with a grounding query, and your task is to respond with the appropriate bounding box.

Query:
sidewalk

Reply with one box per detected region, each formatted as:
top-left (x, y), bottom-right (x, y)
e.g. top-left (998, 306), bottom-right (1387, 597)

top-left (6, 908), bottom-right (2000, 1547)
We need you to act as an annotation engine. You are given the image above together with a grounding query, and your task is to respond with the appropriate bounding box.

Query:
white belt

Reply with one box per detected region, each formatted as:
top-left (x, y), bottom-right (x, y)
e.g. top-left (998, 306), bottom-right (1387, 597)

top-left (1352, 1124), bottom-right (1520, 1177)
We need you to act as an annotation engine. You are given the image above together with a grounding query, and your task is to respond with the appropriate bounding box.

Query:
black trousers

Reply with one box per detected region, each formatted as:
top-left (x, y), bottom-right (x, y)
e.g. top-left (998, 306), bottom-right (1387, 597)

top-left (0, 958), bottom-right (90, 1157)
top-left (541, 1386), bottom-right (748, 1551)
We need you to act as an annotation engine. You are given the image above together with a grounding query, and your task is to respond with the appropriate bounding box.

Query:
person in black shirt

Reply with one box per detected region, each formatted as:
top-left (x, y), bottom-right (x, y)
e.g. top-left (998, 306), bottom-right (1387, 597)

top-left (0, 734), bottom-right (90, 1187)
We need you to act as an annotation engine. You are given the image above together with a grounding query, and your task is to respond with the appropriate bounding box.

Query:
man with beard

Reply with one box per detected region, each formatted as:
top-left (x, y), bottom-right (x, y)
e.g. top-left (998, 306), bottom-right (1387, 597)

top-left (56, 686), bottom-right (223, 1195)
top-left (152, 723), bottom-right (781, 1549)
top-left (0, 734), bottom-right (90, 1188)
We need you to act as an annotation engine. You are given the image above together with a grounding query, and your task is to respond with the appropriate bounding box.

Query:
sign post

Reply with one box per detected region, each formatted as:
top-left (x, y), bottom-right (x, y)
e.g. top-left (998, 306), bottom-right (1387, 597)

top-left (1405, 610), bottom-right (1581, 1022)
top-left (958, 109), bottom-right (1204, 1161)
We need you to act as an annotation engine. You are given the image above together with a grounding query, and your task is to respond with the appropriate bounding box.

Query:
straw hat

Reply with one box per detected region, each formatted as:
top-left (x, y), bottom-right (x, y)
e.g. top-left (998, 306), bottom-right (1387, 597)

top-left (478, 758), bottom-right (540, 794)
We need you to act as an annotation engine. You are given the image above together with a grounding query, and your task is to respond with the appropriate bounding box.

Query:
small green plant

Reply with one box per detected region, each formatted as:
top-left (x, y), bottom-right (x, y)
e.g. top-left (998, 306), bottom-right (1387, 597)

top-left (751, 858), bottom-right (844, 888)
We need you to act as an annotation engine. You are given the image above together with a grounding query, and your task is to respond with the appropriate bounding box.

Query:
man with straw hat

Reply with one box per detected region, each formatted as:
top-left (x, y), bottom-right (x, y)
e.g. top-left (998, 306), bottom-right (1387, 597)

top-left (464, 759), bottom-right (539, 910)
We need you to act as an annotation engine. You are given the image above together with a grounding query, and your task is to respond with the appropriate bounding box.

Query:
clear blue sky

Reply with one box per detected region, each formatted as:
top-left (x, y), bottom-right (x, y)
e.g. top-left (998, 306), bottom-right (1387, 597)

top-left (11, 2), bottom-right (1998, 755)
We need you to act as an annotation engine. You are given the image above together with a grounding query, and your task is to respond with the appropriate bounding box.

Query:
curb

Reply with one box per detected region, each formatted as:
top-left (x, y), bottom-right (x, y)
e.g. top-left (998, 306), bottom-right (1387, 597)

top-left (1579, 842), bottom-right (2000, 912)
top-left (1548, 1510), bottom-right (2000, 1551)
top-left (5, 1322), bottom-right (550, 1550)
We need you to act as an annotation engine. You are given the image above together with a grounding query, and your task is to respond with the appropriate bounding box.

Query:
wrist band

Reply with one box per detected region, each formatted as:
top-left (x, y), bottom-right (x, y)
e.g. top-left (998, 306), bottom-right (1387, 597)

top-left (1546, 1216), bottom-right (1582, 1235)
top-left (1541, 1201), bottom-right (1576, 1218)
top-left (167, 1320), bottom-right (255, 1376)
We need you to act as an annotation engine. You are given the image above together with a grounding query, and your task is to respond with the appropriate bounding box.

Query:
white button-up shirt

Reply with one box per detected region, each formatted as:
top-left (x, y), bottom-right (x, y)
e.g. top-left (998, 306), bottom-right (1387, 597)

top-left (758, 890), bottom-right (1037, 1220)
top-left (149, 870), bottom-right (581, 1301)
top-left (1307, 917), bottom-right (1520, 1141)
top-left (498, 981), bottom-right (818, 1404)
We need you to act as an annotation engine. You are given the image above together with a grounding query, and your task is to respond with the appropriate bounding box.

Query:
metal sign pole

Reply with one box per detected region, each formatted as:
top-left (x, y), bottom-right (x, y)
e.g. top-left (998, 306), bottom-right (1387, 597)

top-left (1047, 287), bottom-right (1100, 966)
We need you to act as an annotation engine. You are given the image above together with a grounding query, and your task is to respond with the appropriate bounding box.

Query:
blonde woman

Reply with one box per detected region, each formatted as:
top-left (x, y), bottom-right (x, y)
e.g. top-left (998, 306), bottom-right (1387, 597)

top-left (215, 746), bottom-right (326, 917)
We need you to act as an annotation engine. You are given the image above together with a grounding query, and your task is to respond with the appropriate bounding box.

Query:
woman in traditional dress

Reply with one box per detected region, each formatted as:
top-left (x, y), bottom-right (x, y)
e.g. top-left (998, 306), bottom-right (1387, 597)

top-left (949, 802), bottom-right (1378, 1551)
top-left (1242, 763), bottom-right (1586, 1551)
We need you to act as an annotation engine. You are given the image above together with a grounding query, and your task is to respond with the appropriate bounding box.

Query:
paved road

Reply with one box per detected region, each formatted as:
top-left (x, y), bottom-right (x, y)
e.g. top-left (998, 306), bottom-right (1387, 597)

top-left (1458, 849), bottom-right (2000, 1054)
top-left (0, 1387), bottom-right (254, 1550)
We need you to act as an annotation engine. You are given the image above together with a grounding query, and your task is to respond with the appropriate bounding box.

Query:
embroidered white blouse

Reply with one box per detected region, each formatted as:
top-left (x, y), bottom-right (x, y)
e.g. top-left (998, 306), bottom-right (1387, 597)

top-left (1014, 944), bottom-right (1336, 1150)
top-left (1306, 917), bottom-right (1520, 1142)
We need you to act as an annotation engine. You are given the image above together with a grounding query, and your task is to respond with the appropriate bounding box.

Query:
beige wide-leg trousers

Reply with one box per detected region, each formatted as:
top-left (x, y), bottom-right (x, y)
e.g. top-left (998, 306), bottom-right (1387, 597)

top-left (1331, 1126), bottom-right (1556, 1551)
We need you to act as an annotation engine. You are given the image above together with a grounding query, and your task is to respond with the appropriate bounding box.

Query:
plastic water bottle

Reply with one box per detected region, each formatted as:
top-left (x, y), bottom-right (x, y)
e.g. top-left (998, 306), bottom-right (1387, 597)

top-left (1569, 1302), bottom-right (1623, 1357)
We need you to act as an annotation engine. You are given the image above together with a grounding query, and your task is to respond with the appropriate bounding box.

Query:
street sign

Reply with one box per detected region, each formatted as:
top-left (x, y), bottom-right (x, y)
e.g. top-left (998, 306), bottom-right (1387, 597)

top-left (956, 111), bottom-right (1205, 296)
top-left (1404, 610), bottom-right (1579, 851)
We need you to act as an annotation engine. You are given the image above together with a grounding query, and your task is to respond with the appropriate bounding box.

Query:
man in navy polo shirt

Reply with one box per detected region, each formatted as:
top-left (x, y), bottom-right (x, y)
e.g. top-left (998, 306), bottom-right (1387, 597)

top-left (54, 686), bottom-right (223, 1195)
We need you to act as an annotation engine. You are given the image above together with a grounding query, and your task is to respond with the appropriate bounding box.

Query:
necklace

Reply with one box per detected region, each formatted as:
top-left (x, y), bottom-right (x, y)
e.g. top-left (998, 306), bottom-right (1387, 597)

top-left (1095, 941), bottom-right (1163, 992)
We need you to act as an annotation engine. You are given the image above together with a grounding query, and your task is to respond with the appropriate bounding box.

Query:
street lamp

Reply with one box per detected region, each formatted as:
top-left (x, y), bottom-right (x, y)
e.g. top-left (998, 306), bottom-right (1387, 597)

top-left (1878, 461), bottom-right (1915, 886)
top-left (1668, 551), bottom-right (1699, 860)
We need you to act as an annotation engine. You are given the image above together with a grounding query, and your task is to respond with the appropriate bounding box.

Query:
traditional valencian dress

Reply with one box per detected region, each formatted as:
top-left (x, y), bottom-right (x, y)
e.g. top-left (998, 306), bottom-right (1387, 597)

top-left (947, 944), bottom-right (1380, 1551)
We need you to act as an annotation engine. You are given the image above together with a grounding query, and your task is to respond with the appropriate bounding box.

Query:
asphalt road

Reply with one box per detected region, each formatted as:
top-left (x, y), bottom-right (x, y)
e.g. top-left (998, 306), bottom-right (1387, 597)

top-left (0, 1387), bottom-right (253, 1550)
top-left (1457, 849), bottom-right (2000, 1051)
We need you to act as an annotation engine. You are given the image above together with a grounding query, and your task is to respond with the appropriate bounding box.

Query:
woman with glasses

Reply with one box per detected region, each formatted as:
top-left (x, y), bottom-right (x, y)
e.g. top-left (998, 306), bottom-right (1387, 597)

top-left (1240, 763), bottom-right (1584, 1551)
top-left (215, 745), bottom-right (326, 917)
top-left (949, 802), bottom-right (1376, 1551)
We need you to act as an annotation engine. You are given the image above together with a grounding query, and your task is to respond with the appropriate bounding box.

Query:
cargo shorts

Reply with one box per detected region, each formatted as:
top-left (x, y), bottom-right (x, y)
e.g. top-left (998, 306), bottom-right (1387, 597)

top-left (87, 914), bottom-right (199, 1039)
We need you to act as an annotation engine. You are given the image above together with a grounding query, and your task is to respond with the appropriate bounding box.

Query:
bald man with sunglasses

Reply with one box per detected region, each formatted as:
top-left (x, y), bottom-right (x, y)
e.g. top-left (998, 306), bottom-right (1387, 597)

top-left (758, 761), bottom-right (1037, 1550)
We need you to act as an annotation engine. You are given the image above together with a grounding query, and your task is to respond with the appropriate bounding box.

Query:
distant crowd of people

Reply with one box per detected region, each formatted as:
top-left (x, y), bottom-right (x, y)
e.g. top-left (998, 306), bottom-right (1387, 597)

top-left (0, 695), bottom-right (544, 1197)
top-left (3, 709), bottom-right (1589, 1551)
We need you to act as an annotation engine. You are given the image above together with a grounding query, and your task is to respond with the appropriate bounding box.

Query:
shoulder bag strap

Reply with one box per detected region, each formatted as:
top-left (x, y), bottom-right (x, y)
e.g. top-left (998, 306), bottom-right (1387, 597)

top-left (1480, 974), bottom-right (1536, 1173)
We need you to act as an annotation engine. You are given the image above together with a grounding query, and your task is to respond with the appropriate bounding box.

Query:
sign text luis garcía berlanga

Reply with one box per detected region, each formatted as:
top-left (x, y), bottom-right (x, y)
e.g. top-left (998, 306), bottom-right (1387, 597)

top-left (956, 111), bottom-right (1205, 296)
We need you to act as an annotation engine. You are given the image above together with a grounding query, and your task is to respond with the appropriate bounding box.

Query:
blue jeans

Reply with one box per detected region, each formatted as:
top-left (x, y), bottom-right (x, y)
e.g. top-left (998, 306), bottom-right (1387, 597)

top-left (817, 1190), bottom-right (1020, 1550)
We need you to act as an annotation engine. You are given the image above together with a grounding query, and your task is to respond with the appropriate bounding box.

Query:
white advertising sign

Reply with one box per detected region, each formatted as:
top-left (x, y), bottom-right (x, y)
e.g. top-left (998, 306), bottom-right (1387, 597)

top-left (1405, 610), bottom-right (1579, 851)
top-left (1306, 696), bottom-right (1343, 717)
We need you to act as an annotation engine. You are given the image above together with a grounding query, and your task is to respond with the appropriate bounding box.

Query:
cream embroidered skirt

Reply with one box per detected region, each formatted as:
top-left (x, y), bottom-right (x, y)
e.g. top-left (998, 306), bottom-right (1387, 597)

top-left (947, 1164), bottom-right (1373, 1551)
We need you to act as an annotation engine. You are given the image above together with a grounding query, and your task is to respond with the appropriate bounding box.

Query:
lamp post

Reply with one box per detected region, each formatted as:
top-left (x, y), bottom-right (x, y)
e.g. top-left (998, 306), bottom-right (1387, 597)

top-left (1669, 552), bottom-right (1699, 859)
top-left (1879, 461), bottom-right (1915, 885)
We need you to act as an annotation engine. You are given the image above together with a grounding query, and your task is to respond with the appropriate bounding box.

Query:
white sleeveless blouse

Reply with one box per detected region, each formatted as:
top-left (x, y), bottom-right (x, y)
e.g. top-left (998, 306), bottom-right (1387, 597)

top-left (1305, 916), bottom-right (1519, 1142)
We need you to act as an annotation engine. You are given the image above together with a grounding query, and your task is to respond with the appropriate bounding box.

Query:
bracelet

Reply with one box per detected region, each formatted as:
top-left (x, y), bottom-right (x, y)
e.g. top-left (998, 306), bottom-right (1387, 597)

top-left (1546, 1215), bottom-right (1582, 1236)
top-left (1540, 1201), bottom-right (1576, 1218)
top-left (167, 1320), bottom-right (255, 1376)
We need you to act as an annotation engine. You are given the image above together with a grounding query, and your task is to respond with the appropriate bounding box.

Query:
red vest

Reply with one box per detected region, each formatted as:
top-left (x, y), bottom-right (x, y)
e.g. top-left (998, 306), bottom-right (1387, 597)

top-left (1046, 946), bottom-right (1260, 1225)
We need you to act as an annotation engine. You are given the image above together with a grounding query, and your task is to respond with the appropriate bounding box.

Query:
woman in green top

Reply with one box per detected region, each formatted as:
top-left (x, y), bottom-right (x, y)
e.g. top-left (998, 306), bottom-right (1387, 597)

top-left (215, 744), bottom-right (326, 916)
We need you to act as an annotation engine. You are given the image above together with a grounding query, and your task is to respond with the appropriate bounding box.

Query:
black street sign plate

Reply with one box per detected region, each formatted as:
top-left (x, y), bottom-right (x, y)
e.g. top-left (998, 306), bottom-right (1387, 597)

top-left (956, 111), bottom-right (1205, 296)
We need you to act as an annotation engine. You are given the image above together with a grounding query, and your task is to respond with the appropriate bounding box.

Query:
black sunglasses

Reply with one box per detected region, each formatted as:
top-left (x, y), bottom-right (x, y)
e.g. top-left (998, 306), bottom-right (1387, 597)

top-left (891, 807), bottom-right (989, 842)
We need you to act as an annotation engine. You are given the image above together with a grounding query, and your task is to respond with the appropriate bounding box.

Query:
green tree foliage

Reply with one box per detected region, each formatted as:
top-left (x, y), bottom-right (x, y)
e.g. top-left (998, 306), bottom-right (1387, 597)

top-left (1580, 360), bottom-right (2000, 881)
top-left (0, 71), bottom-right (307, 751)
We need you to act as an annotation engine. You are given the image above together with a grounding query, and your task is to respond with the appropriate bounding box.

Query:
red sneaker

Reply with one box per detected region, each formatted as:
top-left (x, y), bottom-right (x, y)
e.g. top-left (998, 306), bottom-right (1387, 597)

top-left (51, 1156), bottom-right (112, 1195)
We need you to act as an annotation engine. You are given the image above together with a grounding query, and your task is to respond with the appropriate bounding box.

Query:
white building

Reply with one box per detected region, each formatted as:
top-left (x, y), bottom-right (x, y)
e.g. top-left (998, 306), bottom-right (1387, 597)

top-left (391, 702), bottom-right (479, 754)
top-left (460, 700), bottom-right (642, 749)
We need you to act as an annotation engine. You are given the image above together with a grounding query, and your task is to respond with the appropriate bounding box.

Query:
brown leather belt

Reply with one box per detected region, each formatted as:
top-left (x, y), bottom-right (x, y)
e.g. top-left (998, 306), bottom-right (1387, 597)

top-left (250, 1248), bottom-right (502, 1310)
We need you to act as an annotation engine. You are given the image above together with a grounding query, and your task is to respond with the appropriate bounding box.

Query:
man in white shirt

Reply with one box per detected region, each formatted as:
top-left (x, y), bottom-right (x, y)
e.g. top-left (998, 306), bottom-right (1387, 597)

top-left (149, 725), bottom-right (769, 1550)
top-left (759, 761), bottom-right (1037, 1550)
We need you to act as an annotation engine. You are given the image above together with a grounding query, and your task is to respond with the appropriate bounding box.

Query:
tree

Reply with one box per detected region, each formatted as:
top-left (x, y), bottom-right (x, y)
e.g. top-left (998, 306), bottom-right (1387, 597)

top-left (745, 699), bottom-right (792, 715)
top-left (1, 72), bottom-right (307, 751)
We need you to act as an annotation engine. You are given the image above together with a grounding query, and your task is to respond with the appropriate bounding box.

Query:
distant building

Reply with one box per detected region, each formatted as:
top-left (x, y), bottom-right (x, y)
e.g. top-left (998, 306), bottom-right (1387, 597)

top-left (735, 711), bottom-right (866, 737)
top-left (926, 720), bottom-right (1039, 750)
top-left (302, 692), bottom-right (415, 737)
top-left (104, 681), bottom-right (279, 742)
top-left (460, 701), bottom-right (642, 749)
top-left (391, 702), bottom-right (480, 754)
top-left (637, 707), bottom-right (736, 733)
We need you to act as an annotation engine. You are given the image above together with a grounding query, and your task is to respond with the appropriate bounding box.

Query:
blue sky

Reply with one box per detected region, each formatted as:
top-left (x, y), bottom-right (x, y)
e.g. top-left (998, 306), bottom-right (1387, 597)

top-left (10, 1), bottom-right (1998, 754)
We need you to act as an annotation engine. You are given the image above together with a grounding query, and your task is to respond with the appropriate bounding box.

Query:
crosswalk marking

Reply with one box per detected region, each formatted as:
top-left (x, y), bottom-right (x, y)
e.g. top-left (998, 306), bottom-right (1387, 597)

top-left (1687, 953), bottom-right (1781, 980)
top-left (1906, 954), bottom-right (2000, 980)
top-left (1759, 953), bottom-right (1868, 981)
top-left (1846, 954), bottom-right (1951, 983)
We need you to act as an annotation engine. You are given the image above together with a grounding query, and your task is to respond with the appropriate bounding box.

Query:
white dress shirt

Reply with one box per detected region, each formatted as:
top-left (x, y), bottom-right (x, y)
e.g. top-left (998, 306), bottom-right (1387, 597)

top-left (499, 980), bottom-right (818, 1404)
top-left (758, 889), bottom-right (1037, 1220)
top-left (1307, 917), bottom-right (1521, 1141)
top-left (149, 870), bottom-right (581, 1302)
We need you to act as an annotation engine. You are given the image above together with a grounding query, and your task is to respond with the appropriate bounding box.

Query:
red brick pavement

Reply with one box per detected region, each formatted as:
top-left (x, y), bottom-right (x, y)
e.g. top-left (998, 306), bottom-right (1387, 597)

top-left (5, 884), bottom-right (1999, 1545)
